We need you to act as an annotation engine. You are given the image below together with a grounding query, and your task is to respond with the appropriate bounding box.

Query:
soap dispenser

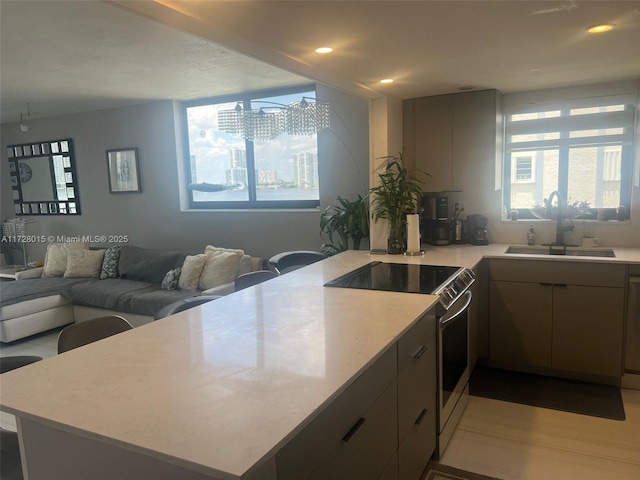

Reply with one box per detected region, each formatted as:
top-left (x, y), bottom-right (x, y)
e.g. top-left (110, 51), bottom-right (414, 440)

top-left (527, 224), bottom-right (536, 246)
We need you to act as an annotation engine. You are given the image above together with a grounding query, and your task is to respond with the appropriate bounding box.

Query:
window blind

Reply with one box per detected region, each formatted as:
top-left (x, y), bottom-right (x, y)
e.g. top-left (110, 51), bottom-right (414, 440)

top-left (505, 94), bottom-right (635, 153)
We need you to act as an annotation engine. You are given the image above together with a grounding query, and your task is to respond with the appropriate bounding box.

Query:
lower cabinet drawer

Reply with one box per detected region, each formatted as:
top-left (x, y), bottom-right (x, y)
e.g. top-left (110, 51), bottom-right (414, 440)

top-left (398, 327), bottom-right (436, 440)
top-left (276, 345), bottom-right (397, 480)
top-left (398, 402), bottom-right (436, 480)
top-left (308, 378), bottom-right (398, 480)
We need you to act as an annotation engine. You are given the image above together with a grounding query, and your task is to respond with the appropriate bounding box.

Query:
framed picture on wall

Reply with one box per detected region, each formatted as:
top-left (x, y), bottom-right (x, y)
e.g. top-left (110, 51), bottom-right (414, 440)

top-left (106, 148), bottom-right (141, 193)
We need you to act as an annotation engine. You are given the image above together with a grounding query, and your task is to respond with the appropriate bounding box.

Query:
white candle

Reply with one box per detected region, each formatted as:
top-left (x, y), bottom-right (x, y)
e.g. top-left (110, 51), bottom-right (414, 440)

top-left (406, 214), bottom-right (420, 253)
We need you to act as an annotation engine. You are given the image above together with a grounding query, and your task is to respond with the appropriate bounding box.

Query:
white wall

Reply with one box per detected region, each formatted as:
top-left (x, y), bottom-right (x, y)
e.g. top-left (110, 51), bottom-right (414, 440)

top-left (0, 84), bottom-right (369, 261)
top-left (368, 95), bottom-right (404, 251)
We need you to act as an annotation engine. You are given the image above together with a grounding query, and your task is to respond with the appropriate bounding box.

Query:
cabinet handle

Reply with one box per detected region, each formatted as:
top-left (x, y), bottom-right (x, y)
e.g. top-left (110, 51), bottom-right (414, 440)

top-left (414, 345), bottom-right (427, 358)
top-left (342, 417), bottom-right (366, 443)
top-left (415, 408), bottom-right (428, 426)
top-left (539, 283), bottom-right (553, 286)
top-left (554, 283), bottom-right (568, 287)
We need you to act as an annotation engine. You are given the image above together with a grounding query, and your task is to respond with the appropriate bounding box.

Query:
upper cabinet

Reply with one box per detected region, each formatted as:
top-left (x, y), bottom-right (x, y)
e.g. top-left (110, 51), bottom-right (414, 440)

top-left (403, 89), bottom-right (502, 193)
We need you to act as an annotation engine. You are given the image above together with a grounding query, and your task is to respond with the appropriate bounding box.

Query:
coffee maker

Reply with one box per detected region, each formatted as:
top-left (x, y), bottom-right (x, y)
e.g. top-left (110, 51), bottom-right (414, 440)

top-left (422, 196), bottom-right (451, 245)
top-left (467, 214), bottom-right (489, 245)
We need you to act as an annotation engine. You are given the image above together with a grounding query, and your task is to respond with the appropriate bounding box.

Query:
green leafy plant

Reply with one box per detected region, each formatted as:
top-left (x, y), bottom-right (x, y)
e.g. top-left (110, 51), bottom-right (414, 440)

top-left (320, 194), bottom-right (370, 256)
top-left (369, 151), bottom-right (427, 253)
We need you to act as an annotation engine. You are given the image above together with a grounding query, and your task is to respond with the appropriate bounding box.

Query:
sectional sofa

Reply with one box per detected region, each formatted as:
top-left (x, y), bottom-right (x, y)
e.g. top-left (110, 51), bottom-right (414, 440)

top-left (0, 243), bottom-right (268, 343)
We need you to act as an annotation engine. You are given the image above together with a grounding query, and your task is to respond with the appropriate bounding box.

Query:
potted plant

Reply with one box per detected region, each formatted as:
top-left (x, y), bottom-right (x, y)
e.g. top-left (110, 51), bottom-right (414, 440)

top-left (369, 151), bottom-right (427, 254)
top-left (320, 194), bottom-right (370, 256)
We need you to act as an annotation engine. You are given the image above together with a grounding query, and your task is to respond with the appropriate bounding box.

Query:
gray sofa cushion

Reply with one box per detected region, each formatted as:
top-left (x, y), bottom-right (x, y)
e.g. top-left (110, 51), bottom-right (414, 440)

top-left (61, 278), bottom-right (152, 309)
top-left (0, 278), bottom-right (87, 307)
top-left (115, 287), bottom-right (200, 316)
top-left (118, 246), bottom-right (193, 284)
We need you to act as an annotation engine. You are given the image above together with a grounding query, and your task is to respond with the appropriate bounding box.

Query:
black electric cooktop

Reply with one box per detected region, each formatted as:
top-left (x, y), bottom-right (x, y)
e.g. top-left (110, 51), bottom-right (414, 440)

top-left (324, 261), bottom-right (463, 295)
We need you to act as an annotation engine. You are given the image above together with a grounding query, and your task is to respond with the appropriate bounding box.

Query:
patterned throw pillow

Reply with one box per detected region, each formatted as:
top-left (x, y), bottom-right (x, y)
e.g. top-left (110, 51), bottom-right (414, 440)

top-left (161, 267), bottom-right (182, 291)
top-left (100, 246), bottom-right (121, 279)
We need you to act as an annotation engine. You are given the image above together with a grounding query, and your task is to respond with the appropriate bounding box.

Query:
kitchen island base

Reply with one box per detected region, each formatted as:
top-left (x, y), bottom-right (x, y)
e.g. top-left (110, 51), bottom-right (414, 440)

top-left (17, 417), bottom-right (276, 480)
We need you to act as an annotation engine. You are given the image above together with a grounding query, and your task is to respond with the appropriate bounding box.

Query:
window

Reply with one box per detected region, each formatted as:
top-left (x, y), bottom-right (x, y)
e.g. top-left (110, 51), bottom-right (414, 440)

top-left (513, 156), bottom-right (533, 182)
top-left (183, 86), bottom-right (321, 209)
top-left (503, 94), bottom-right (635, 218)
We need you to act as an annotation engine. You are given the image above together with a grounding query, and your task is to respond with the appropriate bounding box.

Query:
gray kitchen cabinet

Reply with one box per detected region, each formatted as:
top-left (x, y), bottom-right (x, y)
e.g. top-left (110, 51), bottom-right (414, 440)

top-left (404, 94), bottom-right (453, 192)
top-left (276, 344), bottom-right (398, 480)
top-left (472, 259), bottom-right (490, 362)
top-left (490, 280), bottom-right (553, 368)
top-left (403, 90), bottom-right (500, 193)
top-left (397, 313), bottom-right (437, 480)
top-left (489, 259), bottom-right (626, 381)
top-left (378, 453), bottom-right (399, 480)
top-left (308, 379), bottom-right (398, 480)
top-left (553, 285), bottom-right (625, 377)
top-left (276, 308), bottom-right (440, 480)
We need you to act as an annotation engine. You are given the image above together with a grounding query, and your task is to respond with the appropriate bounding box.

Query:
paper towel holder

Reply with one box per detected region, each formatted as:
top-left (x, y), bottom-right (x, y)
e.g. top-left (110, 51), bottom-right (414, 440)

top-left (404, 213), bottom-right (425, 256)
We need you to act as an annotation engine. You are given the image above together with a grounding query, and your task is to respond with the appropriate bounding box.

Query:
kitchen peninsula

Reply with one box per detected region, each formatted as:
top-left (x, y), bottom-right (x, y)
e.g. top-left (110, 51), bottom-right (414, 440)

top-left (2, 246), bottom-right (639, 480)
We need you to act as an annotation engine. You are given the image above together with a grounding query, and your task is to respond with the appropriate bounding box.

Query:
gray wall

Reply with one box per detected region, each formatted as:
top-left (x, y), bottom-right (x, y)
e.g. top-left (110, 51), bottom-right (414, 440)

top-left (0, 84), bottom-right (369, 261)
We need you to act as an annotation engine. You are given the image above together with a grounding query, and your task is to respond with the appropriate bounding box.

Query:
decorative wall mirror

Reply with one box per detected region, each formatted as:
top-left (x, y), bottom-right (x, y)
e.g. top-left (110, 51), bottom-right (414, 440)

top-left (6, 138), bottom-right (81, 215)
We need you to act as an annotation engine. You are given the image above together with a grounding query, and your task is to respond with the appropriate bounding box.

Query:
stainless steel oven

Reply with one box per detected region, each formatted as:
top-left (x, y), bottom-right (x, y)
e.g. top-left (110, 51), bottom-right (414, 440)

top-left (324, 261), bottom-right (476, 457)
top-left (435, 289), bottom-right (472, 458)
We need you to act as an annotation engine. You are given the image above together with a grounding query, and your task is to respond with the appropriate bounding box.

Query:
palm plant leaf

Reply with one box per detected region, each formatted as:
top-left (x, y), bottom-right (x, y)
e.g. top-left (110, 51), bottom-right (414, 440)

top-left (370, 152), bottom-right (426, 230)
top-left (320, 194), bottom-right (370, 255)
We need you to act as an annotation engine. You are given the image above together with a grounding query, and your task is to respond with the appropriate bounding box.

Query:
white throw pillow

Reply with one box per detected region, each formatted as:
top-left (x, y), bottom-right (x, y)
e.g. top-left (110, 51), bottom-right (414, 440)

top-left (198, 246), bottom-right (244, 290)
top-left (64, 249), bottom-right (106, 278)
top-left (42, 242), bottom-right (89, 277)
top-left (178, 254), bottom-right (207, 291)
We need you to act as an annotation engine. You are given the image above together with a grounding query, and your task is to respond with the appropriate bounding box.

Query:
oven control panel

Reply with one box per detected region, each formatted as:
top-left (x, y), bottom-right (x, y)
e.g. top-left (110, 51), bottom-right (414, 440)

top-left (436, 268), bottom-right (476, 310)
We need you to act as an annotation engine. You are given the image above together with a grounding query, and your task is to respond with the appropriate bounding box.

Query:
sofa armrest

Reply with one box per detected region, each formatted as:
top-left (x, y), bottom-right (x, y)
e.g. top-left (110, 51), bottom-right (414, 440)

top-left (251, 256), bottom-right (270, 272)
top-left (201, 282), bottom-right (235, 296)
top-left (15, 267), bottom-right (43, 280)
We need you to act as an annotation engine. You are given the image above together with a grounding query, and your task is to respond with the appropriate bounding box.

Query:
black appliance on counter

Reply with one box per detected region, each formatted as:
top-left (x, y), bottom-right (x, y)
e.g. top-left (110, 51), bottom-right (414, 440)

top-left (467, 214), bottom-right (489, 245)
top-left (324, 261), bottom-right (476, 458)
top-left (423, 196), bottom-right (451, 245)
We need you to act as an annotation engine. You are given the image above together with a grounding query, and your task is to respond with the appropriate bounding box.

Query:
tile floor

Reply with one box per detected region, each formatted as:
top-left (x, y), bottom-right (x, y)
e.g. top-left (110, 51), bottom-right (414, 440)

top-left (2, 330), bottom-right (639, 480)
top-left (438, 387), bottom-right (640, 479)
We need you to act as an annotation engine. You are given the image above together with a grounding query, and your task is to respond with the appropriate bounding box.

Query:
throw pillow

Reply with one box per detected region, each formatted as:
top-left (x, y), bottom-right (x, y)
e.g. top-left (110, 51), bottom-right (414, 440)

top-left (64, 249), bottom-right (106, 278)
top-left (42, 242), bottom-right (89, 277)
top-left (178, 254), bottom-right (207, 291)
top-left (161, 267), bottom-right (182, 291)
top-left (199, 246), bottom-right (244, 290)
top-left (100, 245), bottom-right (121, 279)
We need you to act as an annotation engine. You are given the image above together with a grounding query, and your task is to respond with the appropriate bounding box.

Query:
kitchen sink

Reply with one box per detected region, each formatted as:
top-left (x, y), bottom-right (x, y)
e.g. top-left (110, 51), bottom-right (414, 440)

top-left (505, 245), bottom-right (615, 257)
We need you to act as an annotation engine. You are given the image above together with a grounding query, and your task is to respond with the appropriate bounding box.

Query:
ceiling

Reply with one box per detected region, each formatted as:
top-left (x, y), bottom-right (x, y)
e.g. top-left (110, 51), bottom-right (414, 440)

top-left (2, 0), bottom-right (639, 125)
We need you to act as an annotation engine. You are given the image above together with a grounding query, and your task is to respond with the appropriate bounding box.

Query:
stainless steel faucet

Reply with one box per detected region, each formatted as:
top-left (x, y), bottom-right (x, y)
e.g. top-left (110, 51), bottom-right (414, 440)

top-left (546, 191), bottom-right (574, 246)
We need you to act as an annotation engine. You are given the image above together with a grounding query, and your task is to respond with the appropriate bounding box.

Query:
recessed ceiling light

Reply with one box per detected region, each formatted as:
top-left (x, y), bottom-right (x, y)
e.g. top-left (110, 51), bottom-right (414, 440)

top-left (586, 24), bottom-right (615, 34)
top-left (315, 47), bottom-right (333, 54)
top-left (380, 78), bottom-right (394, 84)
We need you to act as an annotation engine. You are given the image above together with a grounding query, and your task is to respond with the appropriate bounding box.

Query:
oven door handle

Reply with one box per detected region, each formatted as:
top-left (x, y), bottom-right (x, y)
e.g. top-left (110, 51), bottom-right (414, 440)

top-left (439, 291), bottom-right (472, 329)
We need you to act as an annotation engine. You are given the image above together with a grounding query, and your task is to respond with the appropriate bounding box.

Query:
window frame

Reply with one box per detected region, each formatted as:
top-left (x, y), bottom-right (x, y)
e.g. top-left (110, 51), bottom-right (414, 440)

top-left (512, 155), bottom-right (534, 184)
top-left (502, 95), bottom-right (635, 220)
top-left (181, 84), bottom-right (321, 210)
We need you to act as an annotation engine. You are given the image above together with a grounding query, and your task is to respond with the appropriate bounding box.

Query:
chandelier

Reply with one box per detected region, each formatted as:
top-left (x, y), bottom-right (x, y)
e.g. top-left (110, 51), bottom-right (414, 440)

top-left (217, 97), bottom-right (330, 141)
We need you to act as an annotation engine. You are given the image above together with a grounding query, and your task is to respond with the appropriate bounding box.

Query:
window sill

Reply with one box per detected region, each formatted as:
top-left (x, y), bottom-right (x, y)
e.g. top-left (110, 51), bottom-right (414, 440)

top-left (180, 207), bottom-right (320, 213)
top-left (502, 218), bottom-right (630, 225)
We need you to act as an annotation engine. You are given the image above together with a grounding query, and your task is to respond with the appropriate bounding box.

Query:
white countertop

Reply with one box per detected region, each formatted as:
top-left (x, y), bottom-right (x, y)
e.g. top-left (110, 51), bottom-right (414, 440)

top-left (0, 252), bottom-right (440, 479)
top-left (417, 242), bottom-right (640, 265)
top-left (1, 245), bottom-right (639, 479)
